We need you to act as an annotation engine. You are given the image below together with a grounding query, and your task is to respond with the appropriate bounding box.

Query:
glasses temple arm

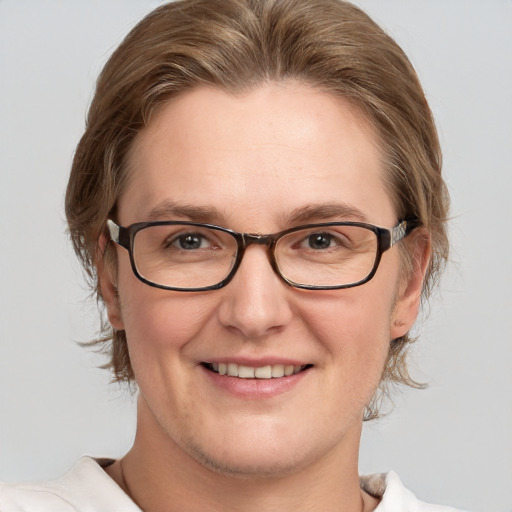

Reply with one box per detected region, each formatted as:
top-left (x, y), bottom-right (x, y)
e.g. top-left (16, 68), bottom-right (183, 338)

top-left (389, 219), bottom-right (421, 247)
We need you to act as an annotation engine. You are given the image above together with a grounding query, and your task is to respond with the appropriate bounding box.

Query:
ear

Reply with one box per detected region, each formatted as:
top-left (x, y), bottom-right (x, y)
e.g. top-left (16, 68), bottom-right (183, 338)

top-left (390, 228), bottom-right (431, 339)
top-left (97, 233), bottom-right (125, 331)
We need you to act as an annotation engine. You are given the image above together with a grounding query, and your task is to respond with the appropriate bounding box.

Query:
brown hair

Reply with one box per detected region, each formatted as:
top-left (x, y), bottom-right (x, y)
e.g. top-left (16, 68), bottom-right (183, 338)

top-left (65, 0), bottom-right (449, 419)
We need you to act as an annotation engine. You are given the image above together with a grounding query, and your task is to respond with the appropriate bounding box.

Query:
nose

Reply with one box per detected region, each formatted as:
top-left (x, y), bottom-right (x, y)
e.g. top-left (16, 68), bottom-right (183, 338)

top-left (217, 245), bottom-right (293, 338)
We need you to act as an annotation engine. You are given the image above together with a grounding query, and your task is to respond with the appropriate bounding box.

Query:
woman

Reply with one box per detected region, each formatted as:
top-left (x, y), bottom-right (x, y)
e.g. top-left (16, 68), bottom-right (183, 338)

top-left (0, 0), bottom-right (464, 510)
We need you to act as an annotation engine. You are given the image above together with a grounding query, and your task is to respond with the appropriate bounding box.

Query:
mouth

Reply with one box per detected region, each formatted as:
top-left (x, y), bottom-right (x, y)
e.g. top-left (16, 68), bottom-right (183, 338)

top-left (201, 362), bottom-right (313, 379)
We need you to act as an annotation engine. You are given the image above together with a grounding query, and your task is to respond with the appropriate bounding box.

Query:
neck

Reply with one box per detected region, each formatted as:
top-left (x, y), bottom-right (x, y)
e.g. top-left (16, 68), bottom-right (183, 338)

top-left (108, 397), bottom-right (379, 512)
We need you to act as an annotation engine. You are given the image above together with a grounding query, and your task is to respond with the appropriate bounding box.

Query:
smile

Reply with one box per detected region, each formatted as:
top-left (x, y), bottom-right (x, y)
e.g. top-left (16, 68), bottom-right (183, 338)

top-left (202, 362), bottom-right (312, 379)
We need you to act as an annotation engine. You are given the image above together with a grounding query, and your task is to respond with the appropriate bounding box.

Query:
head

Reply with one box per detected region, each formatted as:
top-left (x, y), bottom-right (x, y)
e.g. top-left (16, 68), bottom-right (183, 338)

top-left (66, 0), bottom-right (448, 421)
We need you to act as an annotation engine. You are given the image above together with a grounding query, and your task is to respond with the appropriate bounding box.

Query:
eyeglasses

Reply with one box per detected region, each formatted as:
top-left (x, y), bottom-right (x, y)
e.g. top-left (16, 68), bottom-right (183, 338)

top-left (107, 219), bottom-right (419, 292)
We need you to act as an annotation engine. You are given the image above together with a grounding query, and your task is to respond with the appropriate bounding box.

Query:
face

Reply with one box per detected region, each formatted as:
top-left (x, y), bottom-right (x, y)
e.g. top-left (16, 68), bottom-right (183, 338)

top-left (102, 82), bottom-right (424, 477)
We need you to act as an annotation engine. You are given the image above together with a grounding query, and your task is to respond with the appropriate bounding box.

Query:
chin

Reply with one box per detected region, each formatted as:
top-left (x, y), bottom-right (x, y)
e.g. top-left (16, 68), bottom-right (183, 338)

top-left (180, 429), bottom-right (320, 479)
top-left (188, 444), bottom-right (308, 479)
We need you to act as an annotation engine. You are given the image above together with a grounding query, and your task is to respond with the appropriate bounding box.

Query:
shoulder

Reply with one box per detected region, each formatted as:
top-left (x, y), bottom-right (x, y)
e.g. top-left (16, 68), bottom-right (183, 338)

top-left (0, 481), bottom-right (74, 512)
top-left (0, 457), bottom-right (140, 512)
top-left (360, 471), bottom-right (469, 512)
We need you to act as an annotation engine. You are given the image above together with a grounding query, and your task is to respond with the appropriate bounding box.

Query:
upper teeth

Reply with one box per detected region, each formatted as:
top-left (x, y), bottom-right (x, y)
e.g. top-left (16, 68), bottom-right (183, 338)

top-left (211, 363), bottom-right (305, 379)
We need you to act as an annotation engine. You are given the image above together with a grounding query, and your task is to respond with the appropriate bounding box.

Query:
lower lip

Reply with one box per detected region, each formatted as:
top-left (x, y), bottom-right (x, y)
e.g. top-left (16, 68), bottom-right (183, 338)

top-left (200, 365), bottom-right (311, 399)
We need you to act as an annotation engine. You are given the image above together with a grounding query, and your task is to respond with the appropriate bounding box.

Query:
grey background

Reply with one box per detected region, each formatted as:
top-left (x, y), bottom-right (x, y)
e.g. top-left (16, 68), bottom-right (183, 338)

top-left (0, 1), bottom-right (511, 511)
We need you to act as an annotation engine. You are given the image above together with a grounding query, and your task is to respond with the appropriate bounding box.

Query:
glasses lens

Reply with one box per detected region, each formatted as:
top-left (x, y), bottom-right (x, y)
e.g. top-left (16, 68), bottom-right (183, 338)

top-left (132, 224), bottom-right (238, 289)
top-left (275, 225), bottom-right (378, 287)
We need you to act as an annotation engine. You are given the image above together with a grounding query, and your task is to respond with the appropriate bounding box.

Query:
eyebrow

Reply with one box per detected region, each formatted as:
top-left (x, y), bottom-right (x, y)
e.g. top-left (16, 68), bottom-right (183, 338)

top-left (145, 200), bottom-right (223, 223)
top-left (286, 203), bottom-right (369, 224)
top-left (145, 200), bottom-right (368, 226)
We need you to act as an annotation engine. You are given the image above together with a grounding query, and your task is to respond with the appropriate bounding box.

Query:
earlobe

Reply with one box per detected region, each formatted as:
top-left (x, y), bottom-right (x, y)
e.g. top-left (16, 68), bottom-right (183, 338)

top-left (390, 229), bottom-right (431, 339)
top-left (97, 233), bottom-right (125, 331)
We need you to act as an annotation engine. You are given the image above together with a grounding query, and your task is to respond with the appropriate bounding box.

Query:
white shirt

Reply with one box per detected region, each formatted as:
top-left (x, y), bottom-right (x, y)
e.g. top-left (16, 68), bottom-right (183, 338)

top-left (0, 457), bottom-right (466, 511)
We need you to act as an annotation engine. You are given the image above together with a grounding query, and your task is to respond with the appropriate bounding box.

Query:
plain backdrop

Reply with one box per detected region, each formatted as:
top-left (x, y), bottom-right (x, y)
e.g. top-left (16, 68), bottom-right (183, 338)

top-left (0, 1), bottom-right (511, 511)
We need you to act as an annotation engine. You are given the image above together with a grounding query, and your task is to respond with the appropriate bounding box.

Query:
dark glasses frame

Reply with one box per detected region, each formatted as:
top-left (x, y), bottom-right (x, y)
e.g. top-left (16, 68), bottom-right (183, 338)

top-left (107, 218), bottom-right (420, 292)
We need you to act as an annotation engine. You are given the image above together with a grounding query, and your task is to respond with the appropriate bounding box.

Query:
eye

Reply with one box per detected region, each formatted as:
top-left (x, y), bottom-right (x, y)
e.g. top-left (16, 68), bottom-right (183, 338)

top-left (168, 232), bottom-right (211, 250)
top-left (304, 233), bottom-right (334, 250)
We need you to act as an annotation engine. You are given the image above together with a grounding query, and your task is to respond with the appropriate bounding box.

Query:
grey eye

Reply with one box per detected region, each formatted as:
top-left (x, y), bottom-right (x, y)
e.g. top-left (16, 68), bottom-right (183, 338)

top-left (307, 233), bottom-right (332, 250)
top-left (174, 233), bottom-right (205, 250)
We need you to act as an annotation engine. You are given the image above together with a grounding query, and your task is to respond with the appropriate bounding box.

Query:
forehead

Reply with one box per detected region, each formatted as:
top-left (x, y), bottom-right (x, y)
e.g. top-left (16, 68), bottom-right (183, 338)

top-left (119, 82), bottom-right (395, 229)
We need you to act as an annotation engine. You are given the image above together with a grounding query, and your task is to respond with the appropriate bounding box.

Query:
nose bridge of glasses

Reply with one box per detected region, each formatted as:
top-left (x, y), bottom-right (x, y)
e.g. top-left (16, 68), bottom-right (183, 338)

top-left (237, 233), bottom-right (280, 275)
top-left (241, 232), bottom-right (275, 248)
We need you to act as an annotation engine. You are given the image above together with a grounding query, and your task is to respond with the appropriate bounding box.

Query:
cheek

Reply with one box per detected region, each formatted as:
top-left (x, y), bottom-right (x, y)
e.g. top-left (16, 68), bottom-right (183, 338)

top-left (300, 280), bottom-right (396, 380)
top-left (304, 287), bottom-right (395, 349)
top-left (121, 292), bottom-right (212, 347)
top-left (293, 294), bottom-right (393, 431)
top-left (115, 257), bottom-right (216, 363)
top-left (118, 290), bottom-right (220, 404)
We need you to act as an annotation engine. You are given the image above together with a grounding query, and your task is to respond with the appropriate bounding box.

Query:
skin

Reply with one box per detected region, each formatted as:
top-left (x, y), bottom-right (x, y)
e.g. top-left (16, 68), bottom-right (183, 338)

top-left (100, 82), bottom-right (429, 512)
